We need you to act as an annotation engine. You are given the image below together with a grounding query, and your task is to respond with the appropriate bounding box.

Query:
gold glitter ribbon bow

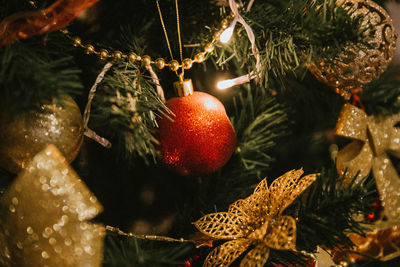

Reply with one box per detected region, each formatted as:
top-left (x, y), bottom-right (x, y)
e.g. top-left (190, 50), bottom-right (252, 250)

top-left (335, 104), bottom-right (400, 221)
top-left (0, 145), bottom-right (104, 267)
top-left (193, 169), bottom-right (316, 267)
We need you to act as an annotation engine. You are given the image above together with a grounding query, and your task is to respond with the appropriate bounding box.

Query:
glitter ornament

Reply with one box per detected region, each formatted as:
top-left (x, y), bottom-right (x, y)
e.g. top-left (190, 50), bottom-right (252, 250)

top-left (156, 79), bottom-right (236, 176)
top-left (0, 95), bottom-right (84, 173)
top-left (0, 145), bottom-right (104, 267)
top-left (308, 0), bottom-right (397, 99)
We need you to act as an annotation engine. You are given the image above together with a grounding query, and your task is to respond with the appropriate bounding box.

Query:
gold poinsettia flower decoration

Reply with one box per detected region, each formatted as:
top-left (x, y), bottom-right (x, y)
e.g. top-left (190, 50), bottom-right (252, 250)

top-left (193, 169), bottom-right (317, 267)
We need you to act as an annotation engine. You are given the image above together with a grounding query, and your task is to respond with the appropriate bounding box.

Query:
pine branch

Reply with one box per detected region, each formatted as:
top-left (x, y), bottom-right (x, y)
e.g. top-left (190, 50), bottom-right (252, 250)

top-left (292, 166), bottom-right (377, 252)
top-left (234, 86), bottom-right (289, 179)
top-left (213, 0), bottom-right (369, 88)
top-left (103, 235), bottom-right (194, 267)
top-left (361, 65), bottom-right (400, 116)
top-left (0, 35), bottom-right (83, 115)
top-left (92, 61), bottom-right (171, 164)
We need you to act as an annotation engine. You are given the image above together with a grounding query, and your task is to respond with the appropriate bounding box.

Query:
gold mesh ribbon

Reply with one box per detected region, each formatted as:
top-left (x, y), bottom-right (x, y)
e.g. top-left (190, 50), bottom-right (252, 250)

top-left (0, 0), bottom-right (99, 46)
top-left (193, 169), bottom-right (317, 267)
top-left (0, 145), bottom-right (104, 267)
top-left (335, 104), bottom-right (400, 221)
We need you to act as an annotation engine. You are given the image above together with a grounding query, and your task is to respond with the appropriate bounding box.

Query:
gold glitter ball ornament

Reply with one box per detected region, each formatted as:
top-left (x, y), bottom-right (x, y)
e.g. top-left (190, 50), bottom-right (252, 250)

top-left (194, 169), bottom-right (317, 267)
top-left (0, 145), bottom-right (104, 267)
top-left (308, 0), bottom-right (397, 99)
top-left (0, 95), bottom-right (84, 174)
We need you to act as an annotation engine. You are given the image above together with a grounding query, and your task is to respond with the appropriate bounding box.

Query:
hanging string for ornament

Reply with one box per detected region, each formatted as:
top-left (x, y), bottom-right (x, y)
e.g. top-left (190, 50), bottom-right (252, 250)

top-left (155, 0), bottom-right (185, 79)
top-left (350, 87), bottom-right (365, 111)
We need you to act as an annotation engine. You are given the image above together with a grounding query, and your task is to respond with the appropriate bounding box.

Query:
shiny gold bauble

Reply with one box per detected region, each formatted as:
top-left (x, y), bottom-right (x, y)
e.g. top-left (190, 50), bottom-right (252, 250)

top-left (168, 60), bottom-right (180, 72)
top-left (128, 52), bottom-right (138, 63)
top-left (182, 58), bottom-right (193, 69)
top-left (0, 95), bottom-right (84, 173)
top-left (308, 0), bottom-right (397, 99)
top-left (112, 50), bottom-right (123, 61)
top-left (154, 58), bottom-right (166, 69)
top-left (204, 42), bottom-right (215, 53)
top-left (194, 52), bottom-right (205, 63)
top-left (99, 49), bottom-right (109, 60)
top-left (72, 36), bottom-right (82, 47)
top-left (84, 44), bottom-right (95, 55)
top-left (141, 55), bottom-right (152, 67)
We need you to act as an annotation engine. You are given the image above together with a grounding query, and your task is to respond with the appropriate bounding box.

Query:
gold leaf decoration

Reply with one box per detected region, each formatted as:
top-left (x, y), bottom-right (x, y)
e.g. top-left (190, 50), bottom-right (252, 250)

top-left (0, 145), bottom-right (104, 267)
top-left (193, 169), bottom-right (317, 266)
top-left (203, 239), bottom-right (252, 267)
top-left (239, 243), bottom-right (270, 267)
top-left (193, 212), bottom-right (247, 239)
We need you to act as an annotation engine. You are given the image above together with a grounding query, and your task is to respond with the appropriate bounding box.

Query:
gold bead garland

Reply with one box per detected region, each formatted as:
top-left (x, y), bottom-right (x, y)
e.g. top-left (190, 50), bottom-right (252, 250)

top-left (60, 13), bottom-right (234, 72)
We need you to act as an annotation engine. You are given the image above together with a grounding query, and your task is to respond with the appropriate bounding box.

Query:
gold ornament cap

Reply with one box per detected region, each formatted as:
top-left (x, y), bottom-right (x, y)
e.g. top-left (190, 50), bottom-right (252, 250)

top-left (174, 78), bottom-right (194, 97)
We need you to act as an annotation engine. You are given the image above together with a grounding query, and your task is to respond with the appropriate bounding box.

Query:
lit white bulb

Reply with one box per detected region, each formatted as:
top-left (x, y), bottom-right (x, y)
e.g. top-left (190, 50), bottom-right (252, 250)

top-left (216, 72), bottom-right (257, 90)
top-left (219, 27), bottom-right (234, 43)
top-left (219, 17), bottom-right (238, 44)
top-left (217, 79), bottom-right (235, 90)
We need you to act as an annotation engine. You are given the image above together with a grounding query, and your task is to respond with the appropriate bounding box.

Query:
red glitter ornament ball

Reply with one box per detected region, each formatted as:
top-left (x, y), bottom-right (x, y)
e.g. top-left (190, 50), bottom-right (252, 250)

top-left (157, 91), bottom-right (237, 176)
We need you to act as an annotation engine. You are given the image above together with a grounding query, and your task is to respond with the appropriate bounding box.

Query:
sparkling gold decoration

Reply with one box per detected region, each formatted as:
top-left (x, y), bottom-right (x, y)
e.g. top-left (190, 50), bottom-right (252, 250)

top-left (308, 0), bottom-right (397, 99)
top-left (314, 246), bottom-right (336, 267)
top-left (194, 52), bottom-right (205, 63)
top-left (173, 78), bottom-right (194, 97)
top-left (220, 18), bottom-right (229, 29)
top-left (204, 42), bottom-right (215, 53)
top-left (128, 52), bottom-right (138, 63)
top-left (60, 12), bottom-right (234, 72)
top-left (193, 169), bottom-right (317, 267)
top-left (335, 104), bottom-right (400, 221)
top-left (84, 44), bottom-right (95, 55)
top-left (347, 222), bottom-right (400, 262)
top-left (0, 145), bottom-right (104, 267)
top-left (72, 36), bottom-right (82, 47)
top-left (155, 58), bottom-right (166, 69)
top-left (99, 49), bottom-right (109, 60)
top-left (141, 55), bottom-right (152, 67)
top-left (182, 58), bottom-right (193, 70)
top-left (331, 221), bottom-right (400, 262)
top-left (112, 51), bottom-right (123, 61)
top-left (0, 95), bottom-right (84, 174)
top-left (169, 60), bottom-right (180, 72)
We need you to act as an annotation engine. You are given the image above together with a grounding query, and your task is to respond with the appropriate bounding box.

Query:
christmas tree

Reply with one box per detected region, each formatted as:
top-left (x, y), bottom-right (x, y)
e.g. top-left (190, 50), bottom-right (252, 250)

top-left (0, 0), bottom-right (400, 266)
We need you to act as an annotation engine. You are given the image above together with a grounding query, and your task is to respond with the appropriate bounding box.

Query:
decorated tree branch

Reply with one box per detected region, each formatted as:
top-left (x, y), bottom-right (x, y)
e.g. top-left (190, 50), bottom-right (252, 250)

top-left (0, 0), bottom-right (400, 266)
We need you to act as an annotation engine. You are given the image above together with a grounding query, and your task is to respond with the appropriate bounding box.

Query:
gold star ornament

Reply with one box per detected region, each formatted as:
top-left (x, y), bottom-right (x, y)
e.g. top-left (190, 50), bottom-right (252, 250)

top-left (193, 169), bottom-right (317, 267)
top-left (0, 145), bottom-right (104, 267)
